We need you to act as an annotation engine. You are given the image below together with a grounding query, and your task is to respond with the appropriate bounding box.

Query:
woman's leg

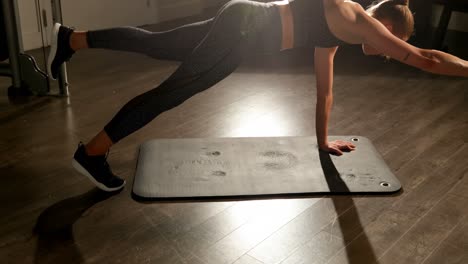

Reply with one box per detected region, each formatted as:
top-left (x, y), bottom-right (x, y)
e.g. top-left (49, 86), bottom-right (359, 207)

top-left (75, 18), bottom-right (215, 61)
top-left (74, 0), bottom-right (283, 192)
top-left (99, 2), bottom-right (270, 144)
top-left (84, 44), bottom-right (243, 155)
top-left (49, 18), bottom-right (214, 79)
top-left (103, 50), bottom-right (243, 144)
top-left (69, 31), bottom-right (89, 51)
top-left (87, 0), bottom-right (284, 151)
top-left (76, 31), bottom-right (246, 190)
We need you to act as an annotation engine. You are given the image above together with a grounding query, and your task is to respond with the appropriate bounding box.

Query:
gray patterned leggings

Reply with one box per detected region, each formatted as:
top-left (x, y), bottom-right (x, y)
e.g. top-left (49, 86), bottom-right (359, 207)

top-left (89, 0), bottom-right (282, 143)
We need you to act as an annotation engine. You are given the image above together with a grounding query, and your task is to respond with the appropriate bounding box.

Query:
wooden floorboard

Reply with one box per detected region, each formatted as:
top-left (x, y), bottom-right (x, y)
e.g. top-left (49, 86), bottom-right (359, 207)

top-left (1, 15), bottom-right (467, 264)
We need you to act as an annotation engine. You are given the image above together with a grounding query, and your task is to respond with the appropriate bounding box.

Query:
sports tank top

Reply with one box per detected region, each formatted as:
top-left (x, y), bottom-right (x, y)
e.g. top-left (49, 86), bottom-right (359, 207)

top-left (289, 0), bottom-right (349, 48)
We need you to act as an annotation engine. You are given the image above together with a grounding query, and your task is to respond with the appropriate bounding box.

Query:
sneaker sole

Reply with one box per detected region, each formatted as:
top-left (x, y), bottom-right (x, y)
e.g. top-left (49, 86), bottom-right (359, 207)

top-left (47, 23), bottom-right (61, 80)
top-left (72, 159), bottom-right (125, 192)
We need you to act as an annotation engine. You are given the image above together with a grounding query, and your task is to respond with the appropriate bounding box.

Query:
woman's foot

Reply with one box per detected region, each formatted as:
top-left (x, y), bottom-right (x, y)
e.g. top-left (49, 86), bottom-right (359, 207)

top-left (47, 23), bottom-right (75, 80)
top-left (72, 142), bottom-right (126, 192)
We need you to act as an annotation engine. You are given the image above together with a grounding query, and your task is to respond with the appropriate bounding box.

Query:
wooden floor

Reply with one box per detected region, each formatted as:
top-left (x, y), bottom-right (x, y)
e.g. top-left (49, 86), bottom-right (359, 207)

top-left (1, 17), bottom-right (467, 264)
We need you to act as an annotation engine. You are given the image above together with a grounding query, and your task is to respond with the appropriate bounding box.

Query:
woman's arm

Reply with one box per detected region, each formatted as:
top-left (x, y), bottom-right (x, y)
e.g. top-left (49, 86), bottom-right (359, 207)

top-left (315, 47), bottom-right (336, 150)
top-left (315, 47), bottom-right (356, 155)
top-left (359, 14), bottom-right (468, 77)
top-left (420, 49), bottom-right (468, 77)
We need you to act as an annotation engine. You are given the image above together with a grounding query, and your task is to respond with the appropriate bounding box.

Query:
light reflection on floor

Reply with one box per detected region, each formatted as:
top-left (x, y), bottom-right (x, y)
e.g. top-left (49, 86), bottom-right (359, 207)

top-left (229, 111), bottom-right (289, 137)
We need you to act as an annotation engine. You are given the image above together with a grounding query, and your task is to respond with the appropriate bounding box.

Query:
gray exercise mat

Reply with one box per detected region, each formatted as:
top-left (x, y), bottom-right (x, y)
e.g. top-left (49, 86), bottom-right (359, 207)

top-left (132, 136), bottom-right (401, 200)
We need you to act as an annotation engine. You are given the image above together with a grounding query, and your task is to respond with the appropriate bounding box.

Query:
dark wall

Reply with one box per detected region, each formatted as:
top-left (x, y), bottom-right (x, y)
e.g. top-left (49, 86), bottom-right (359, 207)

top-left (0, 3), bottom-right (9, 61)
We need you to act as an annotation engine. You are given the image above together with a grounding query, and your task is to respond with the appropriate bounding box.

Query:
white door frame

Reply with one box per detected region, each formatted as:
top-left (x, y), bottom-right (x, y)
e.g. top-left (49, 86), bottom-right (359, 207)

top-left (18, 0), bottom-right (53, 51)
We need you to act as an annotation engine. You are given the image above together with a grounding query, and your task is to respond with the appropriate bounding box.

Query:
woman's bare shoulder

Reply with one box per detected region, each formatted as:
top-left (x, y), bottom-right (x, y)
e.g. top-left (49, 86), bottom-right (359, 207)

top-left (324, 0), bottom-right (370, 44)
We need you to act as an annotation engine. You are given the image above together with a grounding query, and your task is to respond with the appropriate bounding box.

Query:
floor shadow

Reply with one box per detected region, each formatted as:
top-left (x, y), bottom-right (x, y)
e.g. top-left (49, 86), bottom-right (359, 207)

top-left (319, 150), bottom-right (379, 264)
top-left (33, 188), bottom-right (119, 264)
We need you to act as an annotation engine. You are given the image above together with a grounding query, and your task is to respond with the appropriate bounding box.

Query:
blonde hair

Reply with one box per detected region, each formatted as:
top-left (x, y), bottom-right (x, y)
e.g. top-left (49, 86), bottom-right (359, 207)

top-left (367, 0), bottom-right (414, 40)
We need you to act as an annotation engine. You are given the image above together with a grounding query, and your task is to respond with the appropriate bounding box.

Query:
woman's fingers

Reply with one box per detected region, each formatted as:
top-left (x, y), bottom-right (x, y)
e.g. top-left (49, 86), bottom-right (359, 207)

top-left (348, 144), bottom-right (356, 150)
top-left (338, 140), bottom-right (356, 147)
top-left (328, 142), bottom-right (356, 153)
top-left (335, 140), bottom-right (356, 151)
top-left (331, 147), bottom-right (343, 156)
top-left (326, 140), bottom-right (357, 155)
top-left (339, 144), bottom-right (354, 152)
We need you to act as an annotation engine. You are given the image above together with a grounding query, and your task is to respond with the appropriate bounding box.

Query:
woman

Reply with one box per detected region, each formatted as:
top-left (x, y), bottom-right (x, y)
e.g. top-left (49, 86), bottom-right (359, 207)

top-left (48, 0), bottom-right (468, 192)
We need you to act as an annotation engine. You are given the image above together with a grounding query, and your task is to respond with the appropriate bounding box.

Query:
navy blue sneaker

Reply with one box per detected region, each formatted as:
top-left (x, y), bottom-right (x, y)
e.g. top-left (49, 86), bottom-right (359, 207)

top-left (72, 143), bottom-right (126, 192)
top-left (47, 23), bottom-right (75, 80)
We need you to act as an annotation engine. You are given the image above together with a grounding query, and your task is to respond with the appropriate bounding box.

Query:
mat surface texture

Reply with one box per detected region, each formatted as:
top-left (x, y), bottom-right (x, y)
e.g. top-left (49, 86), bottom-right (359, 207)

top-left (132, 136), bottom-right (401, 200)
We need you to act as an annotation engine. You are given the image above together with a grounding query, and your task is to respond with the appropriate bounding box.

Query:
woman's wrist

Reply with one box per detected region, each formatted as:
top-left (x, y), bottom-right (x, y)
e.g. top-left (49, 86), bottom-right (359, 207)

top-left (318, 141), bottom-right (328, 149)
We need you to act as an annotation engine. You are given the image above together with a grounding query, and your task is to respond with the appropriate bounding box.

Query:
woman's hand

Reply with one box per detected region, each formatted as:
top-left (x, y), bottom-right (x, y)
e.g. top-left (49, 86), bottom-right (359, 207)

top-left (320, 140), bottom-right (356, 156)
top-left (420, 49), bottom-right (468, 77)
